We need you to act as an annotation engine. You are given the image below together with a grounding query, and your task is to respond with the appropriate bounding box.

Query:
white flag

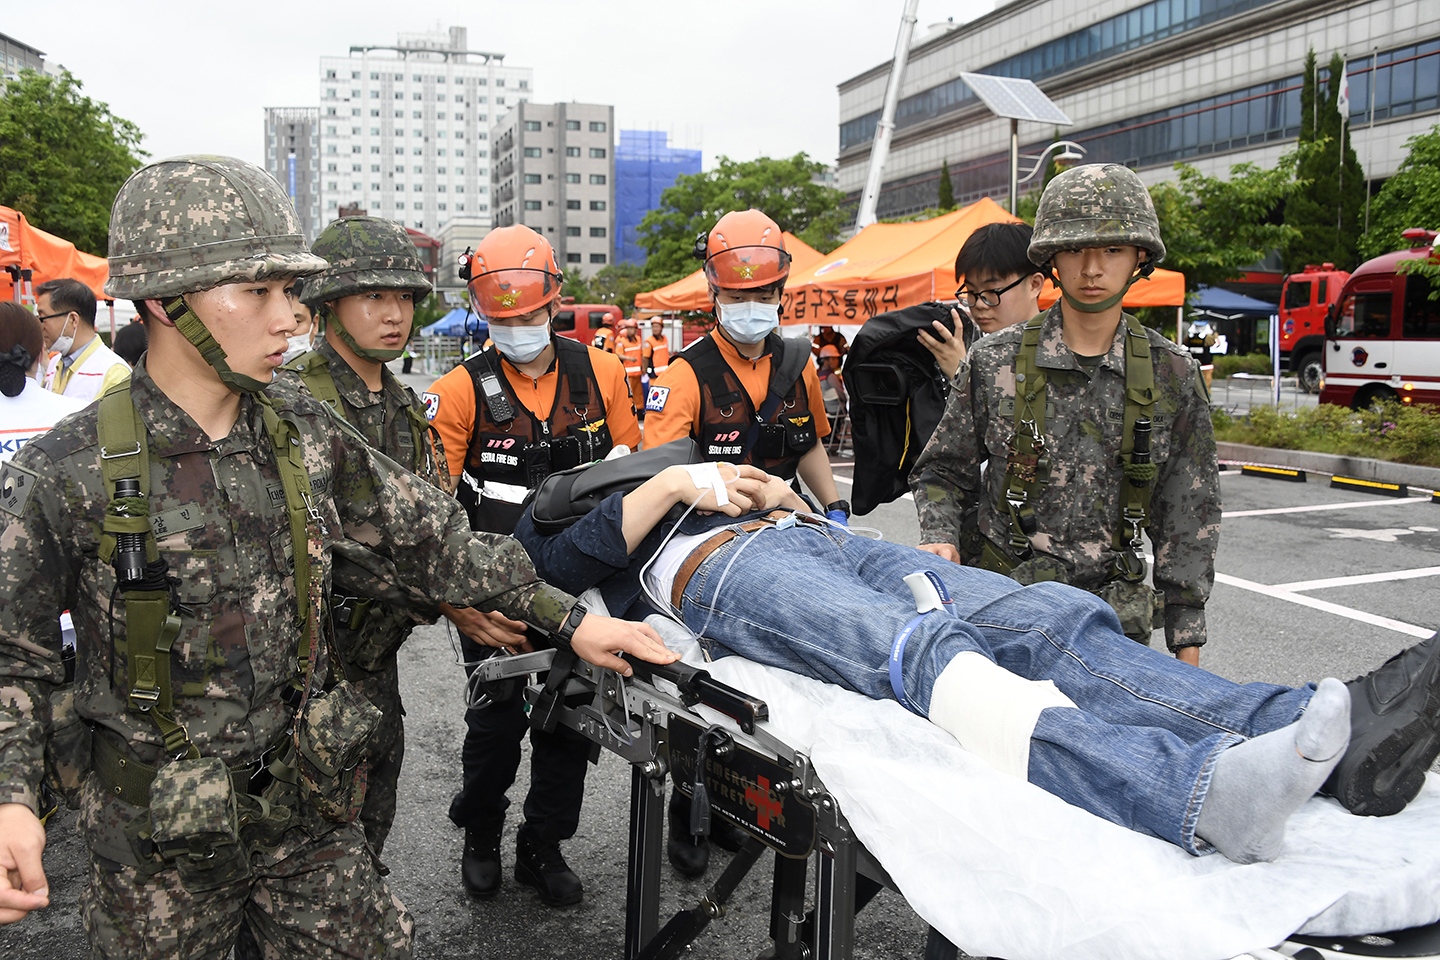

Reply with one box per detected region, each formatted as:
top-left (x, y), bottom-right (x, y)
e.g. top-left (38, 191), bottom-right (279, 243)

top-left (1336, 60), bottom-right (1351, 118)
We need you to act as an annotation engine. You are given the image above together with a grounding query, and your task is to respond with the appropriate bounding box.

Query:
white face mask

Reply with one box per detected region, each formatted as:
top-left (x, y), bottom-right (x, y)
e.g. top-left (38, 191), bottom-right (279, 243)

top-left (282, 334), bottom-right (313, 360)
top-left (717, 300), bottom-right (780, 344)
top-left (48, 314), bottom-right (77, 358)
top-left (490, 323), bottom-right (552, 363)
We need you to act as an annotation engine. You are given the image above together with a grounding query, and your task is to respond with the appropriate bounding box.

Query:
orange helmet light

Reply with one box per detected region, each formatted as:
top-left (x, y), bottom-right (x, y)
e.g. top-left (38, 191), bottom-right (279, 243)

top-left (466, 225), bottom-right (564, 320)
top-left (701, 209), bottom-right (791, 291)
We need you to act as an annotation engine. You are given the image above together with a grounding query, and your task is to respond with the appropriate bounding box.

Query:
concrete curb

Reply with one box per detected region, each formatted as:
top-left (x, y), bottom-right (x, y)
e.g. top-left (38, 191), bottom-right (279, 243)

top-left (1217, 442), bottom-right (1440, 492)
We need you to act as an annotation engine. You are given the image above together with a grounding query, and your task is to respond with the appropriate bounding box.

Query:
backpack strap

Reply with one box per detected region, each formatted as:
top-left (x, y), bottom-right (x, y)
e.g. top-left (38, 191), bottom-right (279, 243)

top-left (997, 314), bottom-right (1050, 560)
top-left (1113, 316), bottom-right (1158, 581)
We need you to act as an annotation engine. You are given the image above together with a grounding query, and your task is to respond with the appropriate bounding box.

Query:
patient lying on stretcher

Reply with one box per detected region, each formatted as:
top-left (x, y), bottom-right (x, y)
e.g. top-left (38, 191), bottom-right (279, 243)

top-left (512, 454), bottom-right (1440, 866)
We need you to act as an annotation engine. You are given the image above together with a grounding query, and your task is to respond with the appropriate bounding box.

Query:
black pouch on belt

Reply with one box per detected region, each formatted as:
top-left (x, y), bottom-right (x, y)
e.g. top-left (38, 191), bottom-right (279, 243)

top-left (148, 756), bottom-right (250, 892)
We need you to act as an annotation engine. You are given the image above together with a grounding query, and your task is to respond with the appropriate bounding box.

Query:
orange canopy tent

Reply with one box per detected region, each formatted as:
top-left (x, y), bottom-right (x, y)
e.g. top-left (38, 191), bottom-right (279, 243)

top-left (0, 206), bottom-right (110, 303)
top-left (780, 196), bottom-right (1185, 325)
top-left (634, 232), bottom-right (824, 314)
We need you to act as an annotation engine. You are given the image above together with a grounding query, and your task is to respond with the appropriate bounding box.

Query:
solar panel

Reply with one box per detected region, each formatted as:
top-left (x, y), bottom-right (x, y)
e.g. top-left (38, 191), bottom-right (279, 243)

top-left (960, 73), bottom-right (1073, 125)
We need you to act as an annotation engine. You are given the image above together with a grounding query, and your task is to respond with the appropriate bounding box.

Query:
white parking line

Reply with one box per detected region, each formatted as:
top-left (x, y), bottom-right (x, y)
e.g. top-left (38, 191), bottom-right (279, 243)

top-left (1271, 566), bottom-right (1440, 592)
top-left (1213, 572), bottom-right (1434, 638)
top-left (1224, 497), bottom-right (1432, 518)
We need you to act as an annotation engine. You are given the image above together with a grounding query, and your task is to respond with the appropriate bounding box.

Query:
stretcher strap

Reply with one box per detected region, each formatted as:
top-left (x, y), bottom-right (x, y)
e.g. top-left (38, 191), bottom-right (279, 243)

top-left (889, 612), bottom-right (931, 716)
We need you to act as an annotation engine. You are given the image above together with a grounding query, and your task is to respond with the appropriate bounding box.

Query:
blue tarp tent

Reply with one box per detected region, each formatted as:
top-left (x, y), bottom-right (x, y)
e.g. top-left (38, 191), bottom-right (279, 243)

top-left (1189, 285), bottom-right (1277, 317)
top-left (421, 307), bottom-right (486, 339)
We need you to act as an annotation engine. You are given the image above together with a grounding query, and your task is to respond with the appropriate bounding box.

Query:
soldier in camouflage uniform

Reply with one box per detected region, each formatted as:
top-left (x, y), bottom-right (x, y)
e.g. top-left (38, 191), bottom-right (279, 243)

top-left (911, 164), bottom-right (1220, 663)
top-left (0, 155), bottom-right (674, 955)
top-left (270, 215), bottom-right (445, 861)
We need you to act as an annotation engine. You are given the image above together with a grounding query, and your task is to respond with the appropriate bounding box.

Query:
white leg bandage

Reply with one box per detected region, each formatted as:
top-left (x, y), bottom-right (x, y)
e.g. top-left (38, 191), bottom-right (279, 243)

top-left (926, 652), bottom-right (1077, 780)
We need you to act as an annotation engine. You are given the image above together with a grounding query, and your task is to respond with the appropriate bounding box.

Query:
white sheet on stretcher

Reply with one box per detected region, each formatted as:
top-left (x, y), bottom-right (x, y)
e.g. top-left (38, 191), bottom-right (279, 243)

top-left (646, 623), bottom-right (1440, 960)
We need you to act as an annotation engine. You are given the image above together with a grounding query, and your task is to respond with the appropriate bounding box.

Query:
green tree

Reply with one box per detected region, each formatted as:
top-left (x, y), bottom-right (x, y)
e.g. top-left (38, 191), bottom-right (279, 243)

top-left (1148, 160), bottom-right (1301, 293)
top-left (1284, 50), bottom-right (1366, 270)
top-left (637, 153), bottom-right (847, 288)
top-left (1358, 124), bottom-right (1440, 261)
top-left (561, 262), bottom-right (647, 314)
top-left (937, 159), bottom-right (955, 212)
top-left (0, 70), bottom-right (146, 255)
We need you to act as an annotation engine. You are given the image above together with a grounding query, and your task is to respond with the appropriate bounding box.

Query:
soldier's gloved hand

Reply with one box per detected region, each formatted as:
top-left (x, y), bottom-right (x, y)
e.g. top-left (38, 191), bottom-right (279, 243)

top-left (0, 802), bottom-right (48, 925)
top-left (441, 603), bottom-right (531, 652)
top-left (570, 615), bottom-right (680, 676)
top-left (917, 542), bottom-right (962, 564)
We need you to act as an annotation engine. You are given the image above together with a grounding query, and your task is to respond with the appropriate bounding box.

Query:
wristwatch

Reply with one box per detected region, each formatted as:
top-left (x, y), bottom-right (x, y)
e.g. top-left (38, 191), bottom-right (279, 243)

top-left (555, 602), bottom-right (588, 648)
top-left (825, 499), bottom-right (851, 519)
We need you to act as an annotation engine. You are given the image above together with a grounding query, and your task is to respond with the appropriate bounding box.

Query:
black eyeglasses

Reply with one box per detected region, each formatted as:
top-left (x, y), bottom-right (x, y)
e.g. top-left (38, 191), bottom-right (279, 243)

top-left (954, 275), bottom-right (1027, 308)
top-left (35, 311), bottom-right (73, 323)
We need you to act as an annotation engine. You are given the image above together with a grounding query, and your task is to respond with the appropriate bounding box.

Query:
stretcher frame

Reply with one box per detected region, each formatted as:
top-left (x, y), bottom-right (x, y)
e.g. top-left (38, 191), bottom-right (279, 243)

top-left (474, 648), bottom-right (1440, 960)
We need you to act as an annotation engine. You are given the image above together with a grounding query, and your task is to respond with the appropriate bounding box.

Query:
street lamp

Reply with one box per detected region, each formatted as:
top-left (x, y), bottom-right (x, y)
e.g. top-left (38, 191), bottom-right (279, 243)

top-left (959, 73), bottom-right (1074, 215)
top-left (1017, 140), bottom-right (1088, 185)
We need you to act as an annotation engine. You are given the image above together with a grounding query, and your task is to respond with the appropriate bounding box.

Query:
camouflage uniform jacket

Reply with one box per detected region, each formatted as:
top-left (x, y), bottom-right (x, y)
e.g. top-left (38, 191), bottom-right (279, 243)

top-left (0, 361), bottom-right (575, 816)
top-left (909, 304), bottom-right (1220, 649)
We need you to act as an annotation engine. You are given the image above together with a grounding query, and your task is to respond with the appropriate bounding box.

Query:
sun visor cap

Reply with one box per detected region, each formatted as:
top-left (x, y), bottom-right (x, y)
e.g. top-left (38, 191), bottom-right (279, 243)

top-left (702, 245), bottom-right (792, 290)
top-left (468, 267), bottom-right (563, 320)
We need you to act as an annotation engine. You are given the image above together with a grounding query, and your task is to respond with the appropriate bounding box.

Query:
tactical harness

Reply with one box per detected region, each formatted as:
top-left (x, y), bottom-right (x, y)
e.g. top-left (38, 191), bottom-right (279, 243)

top-left (985, 314), bottom-right (1159, 587)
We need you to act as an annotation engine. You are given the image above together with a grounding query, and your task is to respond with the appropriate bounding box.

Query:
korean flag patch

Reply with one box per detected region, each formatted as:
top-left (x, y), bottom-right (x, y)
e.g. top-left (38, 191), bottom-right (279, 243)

top-left (645, 385), bottom-right (670, 413)
top-left (422, 392), bottom-right (440, 421)
top-left (0, 460), bottom-right (38, 518)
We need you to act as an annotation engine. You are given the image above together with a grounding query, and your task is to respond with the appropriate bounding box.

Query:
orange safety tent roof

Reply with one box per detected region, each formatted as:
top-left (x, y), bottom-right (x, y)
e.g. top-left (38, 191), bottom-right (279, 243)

top-left (634, 232), bottom-right (824, 314)
top-left (1037, 269), bottom-right (1185, 309)
top-left (0, 206), bottom-right (110, 300)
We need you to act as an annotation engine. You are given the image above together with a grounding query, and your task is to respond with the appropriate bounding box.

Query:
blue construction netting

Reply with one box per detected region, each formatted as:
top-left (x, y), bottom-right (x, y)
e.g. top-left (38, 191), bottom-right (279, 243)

top-left (615, 130), bottom-right (702, 266)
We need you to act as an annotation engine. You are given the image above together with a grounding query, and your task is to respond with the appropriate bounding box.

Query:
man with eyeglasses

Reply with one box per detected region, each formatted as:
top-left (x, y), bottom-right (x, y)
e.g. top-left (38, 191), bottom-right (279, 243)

top-left (35, 278), bottom-right (130, 404)
top-left (910, 165), bottom-right (1219, 664)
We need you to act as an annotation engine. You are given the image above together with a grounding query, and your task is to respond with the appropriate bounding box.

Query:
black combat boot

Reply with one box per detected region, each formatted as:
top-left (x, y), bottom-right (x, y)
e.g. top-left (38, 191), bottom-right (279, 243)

top-left (666, 792), bottom-right (710, 877)
top-left (460, 825), bottom-right (503, 900)
top-left (1324, 632), bottom-right (1440, 816)
top-left (515, 833), bottom-right (583, 906)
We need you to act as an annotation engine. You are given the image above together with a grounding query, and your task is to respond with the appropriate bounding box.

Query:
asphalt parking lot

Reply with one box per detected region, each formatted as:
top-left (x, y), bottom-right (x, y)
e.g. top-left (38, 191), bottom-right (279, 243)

top-left (7, 453), bottom-right (1437, 960)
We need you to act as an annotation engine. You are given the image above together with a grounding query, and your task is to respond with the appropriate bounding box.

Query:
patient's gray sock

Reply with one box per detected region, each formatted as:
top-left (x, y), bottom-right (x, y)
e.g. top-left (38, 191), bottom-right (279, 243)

top-left (1195, 678), bottom-right (1351, 864)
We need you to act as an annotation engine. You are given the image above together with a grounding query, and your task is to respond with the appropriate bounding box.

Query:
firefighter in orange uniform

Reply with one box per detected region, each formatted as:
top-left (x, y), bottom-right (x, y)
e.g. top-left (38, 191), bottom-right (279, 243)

top-left (614, 318), bottom-right (645, 405)
top-left (421, 224), bottom-right (640, 906)
top-left (642, 317), bottom-right (671, 380)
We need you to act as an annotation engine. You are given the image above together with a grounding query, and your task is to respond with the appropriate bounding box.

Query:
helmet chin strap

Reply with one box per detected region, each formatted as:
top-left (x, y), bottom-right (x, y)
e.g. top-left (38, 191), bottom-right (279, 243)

top-left (1053, 262), bottom-right (1154, 315)
top-left (322, 304), bottom-right (406, 362)
top-left (162, 295), bottom-right (271, 395)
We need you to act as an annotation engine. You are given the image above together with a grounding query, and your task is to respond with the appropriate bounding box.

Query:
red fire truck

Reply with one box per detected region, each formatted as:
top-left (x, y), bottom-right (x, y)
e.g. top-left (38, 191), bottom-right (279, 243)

top-left (1279, 263), bottom-right (1350, 393)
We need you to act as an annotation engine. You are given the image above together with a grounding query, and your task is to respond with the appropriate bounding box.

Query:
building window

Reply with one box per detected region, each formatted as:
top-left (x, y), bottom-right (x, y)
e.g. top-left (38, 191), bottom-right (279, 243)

top-left (477, 78), bottom-right (487, 86)
top-left (590, 227), bottom-right (607, 238)
top-left (525, 120), bottom-right (541, 131)
top-left (326, 107), bottom-right (337, 115)
top-left (566, 120), bottom-right (580, 130)
top-left (413, 93), bottom-right (422, 100)
top-left (566, 252), bottom-right (581, 263)
top-left (456, 185), bottom-right (465, 193)
top-left (566, 199), bottom-right (581, 210)
top-left (439, 202), bottom-right (447, 210)
top-left (352, 146), bottom-right (361, 153)
top-left (589, 121), bottom-right (607, 132)
top-left (395, 147), bottom-right (404, 155)
top-left (396, 184), bottom-right (405, 191)
top-left (525, 200), bottom-right (542, 210)
top-left (567, 226), bottom-right (581, 237)
top-left (327, 181), bottom-right (338, 190)
top-left (326, 88), bottom-right (337, 98)
top-left (327, 145), bottom-right (338, 154)
top-left (566, 173), bottom-right (580, 183)
top-left (590, 200), bottom-right (606, 211)
top-left (496, 78), bottom-right (506, 87)
top-left (326, 70), bottom-right (337, 79)
top-left (370, 90), bottom-right (379, 99)
top-left (566, 146), bottom-right (580, 157)
top-left (326, 125), bottom-right (337, 135)
top-left (371, 164), bottom-right (380, 172)
top-left (414, 202), bottom-right (423, 210)
top-left (351, 89), bottom-right (360, 98)
top-left (372, 183), bottom-right (381, 191)
top-left (437, 184), bottom-right (447, 193)
top-left (457, 204), bottom-right (465, 211)
top-left (524, 174), bottom-right (541, 183)
top-left (590, 253), bottom-right (607, 264)
top-left (524, 147), bottom-right (541, 157)
top-left (589, 174), bottom-right (606, 185)
top-left (395, 92), bottom-right (403, 100)
top-left (455, 95), bottom-right (464, 103)
top-left (497, 97), bottom-right (505, 105)
top-left (371, 146), bottom-right (380, 154)
top-left (413, 147), bottom-right (423, 155)
top-left (327, 163), bottom-right (338, 172)
top-left (370, 71), bottom-right (379, 80)
top-left (589, 148), bottom-right (607, 159)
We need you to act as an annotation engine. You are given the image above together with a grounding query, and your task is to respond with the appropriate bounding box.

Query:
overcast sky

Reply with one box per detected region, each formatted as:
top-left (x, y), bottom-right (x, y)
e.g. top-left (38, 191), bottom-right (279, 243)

top-left (13, 0), bottom-right (996, 171)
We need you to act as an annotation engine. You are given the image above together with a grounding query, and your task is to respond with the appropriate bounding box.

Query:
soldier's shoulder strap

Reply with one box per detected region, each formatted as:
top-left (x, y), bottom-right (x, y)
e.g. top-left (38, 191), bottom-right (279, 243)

top-left (283, 350), bottom-right (345, 420)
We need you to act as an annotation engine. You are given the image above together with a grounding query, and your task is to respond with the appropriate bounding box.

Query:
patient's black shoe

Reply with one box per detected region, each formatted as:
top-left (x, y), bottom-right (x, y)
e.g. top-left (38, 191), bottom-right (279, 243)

top-left (667, 794), bottom-right (710, 877)
top-left (1325, 632), bottom-right (1440, 816)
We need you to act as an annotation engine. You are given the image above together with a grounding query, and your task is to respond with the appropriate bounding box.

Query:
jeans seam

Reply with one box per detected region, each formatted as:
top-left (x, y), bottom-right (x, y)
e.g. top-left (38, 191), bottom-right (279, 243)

top-left (1183, 732), bottom-right (1242, 855)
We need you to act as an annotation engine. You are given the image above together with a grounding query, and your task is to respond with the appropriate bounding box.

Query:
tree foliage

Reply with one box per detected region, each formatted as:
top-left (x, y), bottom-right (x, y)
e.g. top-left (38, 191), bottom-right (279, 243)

top-left (1358, 124), bottom-right (1440, 262)
top-left (637, 154), bottom-right (847, 288)
top-left (937, 159), bottom-right (955, 212)
top-left (563, 261), bottom-right (647, 314)
top-left (1284, 50), bottom-right (1366, 270)
top-left (1148, 160), bottom-right (1301, 293)
top-left (0, 70), bottom-right (146, 256)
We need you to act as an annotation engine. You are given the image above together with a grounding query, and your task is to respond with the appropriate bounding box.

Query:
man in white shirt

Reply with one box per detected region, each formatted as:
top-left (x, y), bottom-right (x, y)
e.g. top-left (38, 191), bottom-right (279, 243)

top-left (36, 277), bottom-right (129, 405)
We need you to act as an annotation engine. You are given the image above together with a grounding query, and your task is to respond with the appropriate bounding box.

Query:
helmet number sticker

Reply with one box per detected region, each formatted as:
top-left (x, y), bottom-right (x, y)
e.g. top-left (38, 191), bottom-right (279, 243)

top-left (646, 385), bottom-right (670, 413)
top-left (422, 392), bottom-right (440, 420)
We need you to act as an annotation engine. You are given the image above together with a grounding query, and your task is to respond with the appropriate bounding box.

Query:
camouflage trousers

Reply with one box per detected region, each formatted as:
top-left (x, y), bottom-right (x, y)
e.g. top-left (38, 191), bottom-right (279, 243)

top-left (79, 819), bottom-right (413, 960)
top-left (350, 651), bottom-right (405, 858)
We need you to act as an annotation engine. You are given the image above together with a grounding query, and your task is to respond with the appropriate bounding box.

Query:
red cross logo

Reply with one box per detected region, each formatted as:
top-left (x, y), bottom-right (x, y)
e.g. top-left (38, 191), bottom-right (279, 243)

top-left (745, 776), bottom-right (783, 830)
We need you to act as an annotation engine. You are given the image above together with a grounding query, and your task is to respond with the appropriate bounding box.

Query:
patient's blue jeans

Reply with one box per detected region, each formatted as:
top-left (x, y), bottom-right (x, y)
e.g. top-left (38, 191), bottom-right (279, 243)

top-left (679, 521), bottom-right (1314, 854)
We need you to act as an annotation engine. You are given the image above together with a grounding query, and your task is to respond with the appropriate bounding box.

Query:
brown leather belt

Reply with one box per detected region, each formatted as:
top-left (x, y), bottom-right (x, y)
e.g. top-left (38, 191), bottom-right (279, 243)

top-left (670, 510), bottom-right (794, 610)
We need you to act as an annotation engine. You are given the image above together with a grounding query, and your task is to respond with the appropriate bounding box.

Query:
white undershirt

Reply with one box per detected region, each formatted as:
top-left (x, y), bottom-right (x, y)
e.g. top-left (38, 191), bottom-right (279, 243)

top-left (642, 530), bottom-right (715, 609)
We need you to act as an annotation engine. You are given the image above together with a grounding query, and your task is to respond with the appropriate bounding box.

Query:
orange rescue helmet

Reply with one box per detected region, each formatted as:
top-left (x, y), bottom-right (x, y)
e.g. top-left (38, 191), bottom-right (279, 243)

top-left (465, 225), bottom-right (563, 320)
top-left (819, 345), bottom-right (841, 359)
top-left (700, 209), bottom-right (791, 291)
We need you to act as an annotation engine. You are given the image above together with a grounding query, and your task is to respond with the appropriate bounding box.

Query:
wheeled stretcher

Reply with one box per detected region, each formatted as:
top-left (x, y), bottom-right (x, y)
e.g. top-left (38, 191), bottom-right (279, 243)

top-left (473, 618), bottom-right (1440, 960)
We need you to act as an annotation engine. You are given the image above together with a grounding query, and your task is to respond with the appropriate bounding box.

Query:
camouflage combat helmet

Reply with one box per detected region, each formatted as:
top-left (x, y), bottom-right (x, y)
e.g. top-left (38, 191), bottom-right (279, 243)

top-left (1027, 163), bottom-right (1165, 314)
top-left (302, 216), bottom-right (433, 361)
top-left (104, 155), bottom-right (327, 392)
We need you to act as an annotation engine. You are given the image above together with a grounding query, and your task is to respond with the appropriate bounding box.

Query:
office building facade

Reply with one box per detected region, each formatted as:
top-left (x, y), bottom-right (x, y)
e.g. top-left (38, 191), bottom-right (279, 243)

top-left (491, 101), bottom-right (616, 276)
top-left (837, 0), bottom-right (1439, 220)
top-left (315, 26), bottom-right (533, 236)
top-left (0, 32), bottom-right (47, 79)
top-left (263, 108), bottom-right (321, 240)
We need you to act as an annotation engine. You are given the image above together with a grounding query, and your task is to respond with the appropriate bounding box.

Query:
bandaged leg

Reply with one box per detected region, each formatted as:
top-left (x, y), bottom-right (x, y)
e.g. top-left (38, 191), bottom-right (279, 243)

top-left (925, 652), bottom-right (1077, 780)
top-left (1195, 677), bottom-right (1351, 864)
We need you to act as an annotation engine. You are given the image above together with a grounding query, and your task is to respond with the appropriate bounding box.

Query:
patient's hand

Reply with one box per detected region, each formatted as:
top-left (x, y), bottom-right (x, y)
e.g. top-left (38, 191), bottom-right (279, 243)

top-left (441, 603), bottom-right (532, 652)
top-left (571, 614), bottom-right (679, 675)
top-left (918, 542), bottom-right (962, 564)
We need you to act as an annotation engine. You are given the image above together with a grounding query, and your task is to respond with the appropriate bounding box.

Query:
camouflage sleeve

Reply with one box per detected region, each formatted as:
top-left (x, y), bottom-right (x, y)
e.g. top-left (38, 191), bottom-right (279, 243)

top-left (1150, 358), bottom-right (1221, 651)
top-left (909, 356), bottom-right (981, 548)
top-left (323, 416), bottom-right (575, 635)
top-left (0, 449), bottom-right (77, 812)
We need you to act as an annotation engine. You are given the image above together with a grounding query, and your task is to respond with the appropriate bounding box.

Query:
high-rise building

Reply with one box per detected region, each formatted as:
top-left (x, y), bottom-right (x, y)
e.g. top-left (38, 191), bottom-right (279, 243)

top-left (262, 107), bottom-right (321, 240)
top-left (316, 26), bottom-right (532, 235)
top-left (837, 0), bottom-right (1440, 221)
top-left (614, 131), bottom-right (702, 266)
top-left (0, 32), bottom-right (49, 79)
top-left (490, 101), bottom-right (616, 276)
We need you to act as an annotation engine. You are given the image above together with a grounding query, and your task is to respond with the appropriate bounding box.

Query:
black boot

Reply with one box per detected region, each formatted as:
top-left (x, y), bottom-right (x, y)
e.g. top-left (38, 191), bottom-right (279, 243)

top-left (515, 833), bottom-right (583, 906)
top-left (461, 825), bottom-right (503, 900)
top-left (666, 793), bottom-right (710, 877)
top-left (1325, 632), bottom-right (1440, 816)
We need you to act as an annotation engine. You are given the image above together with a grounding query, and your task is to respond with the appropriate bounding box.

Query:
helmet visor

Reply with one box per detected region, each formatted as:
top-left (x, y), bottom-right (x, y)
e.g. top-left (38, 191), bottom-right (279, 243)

top-left (703, 245), bottom-right (791, 290)
top-left (468, 266), bottom-right (562, 319)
